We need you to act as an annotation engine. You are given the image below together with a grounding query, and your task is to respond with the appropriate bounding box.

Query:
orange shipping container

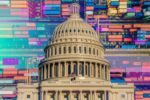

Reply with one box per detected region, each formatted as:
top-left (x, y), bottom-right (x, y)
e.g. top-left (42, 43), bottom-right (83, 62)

top-left (109, 28), bottom-right (123, 32)
top-left (108, 38), bottom-right (122, 42)
top-left (108, 35), bottom-right (122, 39)
top-left (124, 24), bottom-right (132, 28)
top-left (109, 25), bottom-right (123, 28)
top-left (45, 1), bottom-right (61, 4)
top-left (130, 29), bottom-right (137, 32)
top-left (14, 76), bottom-right (28, 80)
top-left (141, 28), bottom-right (150, 31)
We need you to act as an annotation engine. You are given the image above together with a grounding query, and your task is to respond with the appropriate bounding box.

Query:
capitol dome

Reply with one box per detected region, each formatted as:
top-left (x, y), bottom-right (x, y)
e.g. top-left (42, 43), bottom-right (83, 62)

top-left (39, 3), bottom-right (110, 82)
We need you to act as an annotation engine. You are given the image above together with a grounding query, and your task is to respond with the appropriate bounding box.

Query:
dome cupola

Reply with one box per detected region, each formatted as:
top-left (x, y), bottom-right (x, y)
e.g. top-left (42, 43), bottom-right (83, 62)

top-left (39, 3), bottom-right (110, 82)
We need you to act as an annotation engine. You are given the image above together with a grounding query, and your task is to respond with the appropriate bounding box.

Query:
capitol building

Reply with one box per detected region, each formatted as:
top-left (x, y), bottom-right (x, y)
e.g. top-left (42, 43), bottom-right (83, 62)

top-left (17, 3), bottom-right (134, 100)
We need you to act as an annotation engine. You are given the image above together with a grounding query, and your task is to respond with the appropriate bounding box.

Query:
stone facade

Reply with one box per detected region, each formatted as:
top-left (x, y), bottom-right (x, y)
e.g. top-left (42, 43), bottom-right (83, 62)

top-left (17, 3), bottom-right (134, 100)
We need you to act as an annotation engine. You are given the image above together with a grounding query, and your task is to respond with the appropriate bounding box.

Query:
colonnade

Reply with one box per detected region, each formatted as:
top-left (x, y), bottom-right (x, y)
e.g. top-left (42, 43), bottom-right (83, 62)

top-left (39, 61), bottom-right (110, 81)
top-left (45, 44), bottom-right (104, 58)
top-left (41, 90), bottom-right (107, 100)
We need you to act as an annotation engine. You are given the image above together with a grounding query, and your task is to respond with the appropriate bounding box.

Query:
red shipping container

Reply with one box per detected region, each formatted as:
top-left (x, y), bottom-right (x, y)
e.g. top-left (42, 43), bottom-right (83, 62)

top-left (124, 38), bottom-right (132, 42)
top-left (145, 35), bottom-right (150, 38)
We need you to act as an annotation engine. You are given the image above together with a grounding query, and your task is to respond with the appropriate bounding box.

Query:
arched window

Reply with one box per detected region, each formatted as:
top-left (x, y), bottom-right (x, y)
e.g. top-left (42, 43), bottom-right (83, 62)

top-left (79, 47), bottom-right (82, 53)
top-left (69, 46), bottom-right (71, 53)
top-left (68, 63), bottom-right (71, 75)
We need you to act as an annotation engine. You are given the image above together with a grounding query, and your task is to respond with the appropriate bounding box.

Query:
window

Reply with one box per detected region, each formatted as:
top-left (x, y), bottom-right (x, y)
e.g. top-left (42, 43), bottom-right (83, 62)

top-left (64, 94), bottom-right (69, 100)
top-left (68, 63), bottom-right (71, 75)
top-left (62, 64), bottom-right (65, 76)
top-left (74, 64), bottom-right (77, 75)
top-left (55, 64), bottom-right (58, 77)
top-left (84, 94), bottom-right (89, 100)
top-left (89, 48), bottom-right (91, 54)
top-left (51, 48), bottom-right (53, 56)
top-left (88, 65), bottom-right (90, 77)
top-left (121, 94), bottom-right (125, 99)
top-left (74, 46), bottom-right (76, 53)
top-left (84, 47), bottom-right (86, 54)
top-left (85, 65), bottom-right (88, 75)
top-left (55, 47), bottom-right (57, 55)
top-left (27, 95), bottom-right (30, 99)
top-left (79, 47), bottom-right (82, 53)
top-left (93, 48), bottom-right (95, 55)
top-left (50, 64), bottom-right (52, 78)
top-left (59, 47), bottom-right (61, 54)
top-left (46, 64), bottom-right (48, 78)
top-left (69, 47), bottom-right (71, 53)
top-left (64, 47), bottom-right (66, 54)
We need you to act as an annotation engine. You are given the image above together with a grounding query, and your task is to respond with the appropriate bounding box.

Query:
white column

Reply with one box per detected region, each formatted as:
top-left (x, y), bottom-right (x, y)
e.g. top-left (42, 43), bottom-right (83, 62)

top-left (131, 93), bottom-right (134, 100)
top-left (55, 91), bottom-right (58, 100)
top-left (100, 64), bottom-right (102, 79)
top-left (58, 62), bottom-right (61, 77)
top-left (32, 92), bottom-right (37, 100)
top-left (80, 91), bottom-right (82, 100)
top-left (46, 91), bottom-right (49, 100)
top-left (127, 93), bottom-right (131, 100)
top-left (60, 63), bottom-right (62, 77)
top-left (48, 64), bottom-right (50, 79)
top-left (41, 91), bottom-right (44, 100)
top-left (71, 62), bottom-right (74, 74)
top-left (59, 91), bottom-right (62, 100)
top-left (17, 92), bottom-right (22, 100)
top-left (96, 64), bottom-right (98, 78)
top-left (90, 91), bottom-right (93, 100)
top-left (109, 92), bottom-right (113, 100)
top-left (70, 91), bottom-right (72, 100)
top-left (94, 91), bottom-right (97, 100)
